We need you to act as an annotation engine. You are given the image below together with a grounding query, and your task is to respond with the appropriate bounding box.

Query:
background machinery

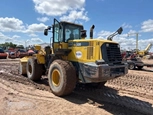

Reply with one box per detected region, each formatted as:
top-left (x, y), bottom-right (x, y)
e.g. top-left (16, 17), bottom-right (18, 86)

top-left (127, 33), bottom-right (152, 58)
top-left (19, 19), bottom-right (128, 96)
top-left (121, 51), bottom-right (144, 70)
top-left (138, 43), bottom-right (152, 57)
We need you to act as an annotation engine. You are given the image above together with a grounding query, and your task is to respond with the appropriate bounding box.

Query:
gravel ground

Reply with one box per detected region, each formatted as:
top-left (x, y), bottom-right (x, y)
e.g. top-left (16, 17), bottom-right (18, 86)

top-left (0, 59), bottom-right (153, 115)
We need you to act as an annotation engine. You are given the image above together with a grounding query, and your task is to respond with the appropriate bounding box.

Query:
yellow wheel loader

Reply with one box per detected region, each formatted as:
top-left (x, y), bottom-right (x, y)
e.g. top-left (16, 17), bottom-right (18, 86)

top-left (19, 19), bottom-right (128, 96)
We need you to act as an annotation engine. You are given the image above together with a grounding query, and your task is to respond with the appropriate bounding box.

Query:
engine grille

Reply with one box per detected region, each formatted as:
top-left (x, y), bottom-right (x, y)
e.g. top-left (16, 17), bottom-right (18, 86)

top-left (101, 43), bottom-right (122, 64)
top-left (87, 42), bottom-right (93, 59)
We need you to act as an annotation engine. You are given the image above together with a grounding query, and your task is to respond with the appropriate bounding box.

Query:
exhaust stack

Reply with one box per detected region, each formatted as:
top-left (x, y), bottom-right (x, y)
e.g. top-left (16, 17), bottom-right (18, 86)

top-left (90, 25), bottom-right (95, 39)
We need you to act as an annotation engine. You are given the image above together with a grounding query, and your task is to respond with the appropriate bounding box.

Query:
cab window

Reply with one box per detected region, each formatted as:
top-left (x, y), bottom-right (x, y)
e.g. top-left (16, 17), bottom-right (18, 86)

top-left (65, 25), bottom-right (82, 42)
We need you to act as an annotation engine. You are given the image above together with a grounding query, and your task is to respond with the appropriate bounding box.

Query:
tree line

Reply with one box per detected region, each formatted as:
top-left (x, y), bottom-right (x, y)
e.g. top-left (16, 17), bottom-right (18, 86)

top-left (0, 42), bottom-right (24, 50)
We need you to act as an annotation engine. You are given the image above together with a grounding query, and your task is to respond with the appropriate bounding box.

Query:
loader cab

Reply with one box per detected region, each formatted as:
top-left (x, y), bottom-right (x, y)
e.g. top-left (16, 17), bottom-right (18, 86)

top-left (53, 19), bottom-right (83, 43)
top-left (44, 19), bottom-right (84, 55)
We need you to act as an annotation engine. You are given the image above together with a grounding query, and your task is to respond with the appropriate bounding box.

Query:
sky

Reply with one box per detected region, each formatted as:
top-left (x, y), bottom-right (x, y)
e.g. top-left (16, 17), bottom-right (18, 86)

top-left (0, 0), bottom-right (153, 51)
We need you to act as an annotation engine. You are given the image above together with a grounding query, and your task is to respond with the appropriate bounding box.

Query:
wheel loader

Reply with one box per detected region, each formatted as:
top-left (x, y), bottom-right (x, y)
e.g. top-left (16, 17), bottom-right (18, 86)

top-left (19, 18), bottom-right (128, 96)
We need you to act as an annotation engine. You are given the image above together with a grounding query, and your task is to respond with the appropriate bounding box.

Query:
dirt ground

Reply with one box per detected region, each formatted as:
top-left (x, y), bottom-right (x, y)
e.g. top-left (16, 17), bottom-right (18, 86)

top-left (0, 59), bottom-right (153, 115)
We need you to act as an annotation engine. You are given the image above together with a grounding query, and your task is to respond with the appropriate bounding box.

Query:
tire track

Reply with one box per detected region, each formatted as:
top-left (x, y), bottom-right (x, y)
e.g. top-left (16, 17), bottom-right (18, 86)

top-left (74, 85), bottom-right (153, 115)
top-left (107, 74), bottom-right (153, 95)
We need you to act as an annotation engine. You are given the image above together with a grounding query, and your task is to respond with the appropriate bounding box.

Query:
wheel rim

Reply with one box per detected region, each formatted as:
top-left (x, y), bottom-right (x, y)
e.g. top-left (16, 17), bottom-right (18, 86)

top-left (129, 64), bottom-right (134, 69)
top-left (52, 69), bottom-right (60, 87)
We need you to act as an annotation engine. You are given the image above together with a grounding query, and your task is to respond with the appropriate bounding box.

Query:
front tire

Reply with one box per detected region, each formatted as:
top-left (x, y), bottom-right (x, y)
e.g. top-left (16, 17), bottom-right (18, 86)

top-left (48, 60), bottom-right (76, 96)
top-left (26, 58), bottom-right (43, 81)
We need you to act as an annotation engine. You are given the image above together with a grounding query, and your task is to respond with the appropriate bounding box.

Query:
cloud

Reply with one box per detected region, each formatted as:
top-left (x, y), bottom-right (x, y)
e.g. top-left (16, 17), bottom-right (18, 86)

top-left (0, 17), bottom-right (47, 34)
top-left (0, 32), bottom-right (21, 43)
top-left (32, 0), bottom-right (88, 22)
top-left (14, 40), bottom-right (25, 45)
top-left (97, 30), bottom-right (112, 39)
top-left (113, 35), bottom-right (153, 51)
top-left (24, 38), bottom-right (44, 46)
top-left (33, 0), bottom-right (85, 16)
top-left (37, 17), bottom-right (49, 22)
top-left (122, 23), bottom-right (132, 29)
top-left (12, 35), bottom-right (20, 39)
top-left (0, 17), bottom-right (47, 46)
top-left (31, 38), bottom-right (43, 43)
top-left (0, 32), bottom-right (10, 40)
top-left (29, 33), bottom-right (38, 37)
top-left (25, 23), bottom-right (47, 33)
top-left (127, 30), bottom-right (138, 36)
top-left (5, 37), bottom-right (14, 41)
top-left (60, 8), bottom-right (89, 22)
top-left (97, 30), bottom-right (153, 51)
top-left (0, 17), bottom-right (25, 32)
top-left (141, 19), bottom-right (153, 32)
top-left (128, 30), bottom-right (137, 34)
top-left (97, 30), bottom-right (137, 50)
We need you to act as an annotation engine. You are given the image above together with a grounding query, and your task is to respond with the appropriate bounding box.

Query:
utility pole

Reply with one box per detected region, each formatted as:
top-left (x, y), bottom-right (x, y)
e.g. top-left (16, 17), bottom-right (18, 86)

top-left (127, 32), bottom-right (139, 52)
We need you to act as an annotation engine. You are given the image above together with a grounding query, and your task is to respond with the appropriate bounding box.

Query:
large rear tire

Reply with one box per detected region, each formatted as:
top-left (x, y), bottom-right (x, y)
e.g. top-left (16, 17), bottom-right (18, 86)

top-left (26, 58), bottom-right (43, 81)
top-left (48, 60), bottom-right (77, 96)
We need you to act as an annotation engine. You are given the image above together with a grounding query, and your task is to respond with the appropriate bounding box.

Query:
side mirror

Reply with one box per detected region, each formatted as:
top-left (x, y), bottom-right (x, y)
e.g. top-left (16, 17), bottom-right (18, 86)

top-left (44, 29), bottom-right (48, 36)
top-left (117, 27), bottom-right (123, 34)
top-left (44, 26), bottom-right (52, 36)
top-left (47, 26), bottom-right (51, 30)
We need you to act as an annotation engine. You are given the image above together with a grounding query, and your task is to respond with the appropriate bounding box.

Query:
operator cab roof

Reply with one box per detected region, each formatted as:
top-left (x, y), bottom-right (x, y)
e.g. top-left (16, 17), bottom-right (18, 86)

top-left (60, 21), bottom-right (84, 27)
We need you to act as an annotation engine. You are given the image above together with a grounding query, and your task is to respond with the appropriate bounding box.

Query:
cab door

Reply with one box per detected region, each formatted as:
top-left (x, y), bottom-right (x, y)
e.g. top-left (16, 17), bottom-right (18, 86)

top-left (52, 19), bottom-right (69, 55)
top-left (52, 19), bottom-right (61, 49)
